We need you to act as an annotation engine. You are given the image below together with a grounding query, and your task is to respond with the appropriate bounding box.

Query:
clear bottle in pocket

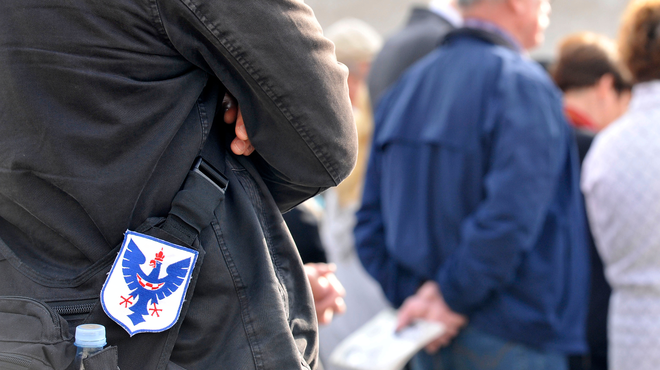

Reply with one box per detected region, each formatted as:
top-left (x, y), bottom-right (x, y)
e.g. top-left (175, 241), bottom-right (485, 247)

top-left (72, 324), bottom-right (106, 370)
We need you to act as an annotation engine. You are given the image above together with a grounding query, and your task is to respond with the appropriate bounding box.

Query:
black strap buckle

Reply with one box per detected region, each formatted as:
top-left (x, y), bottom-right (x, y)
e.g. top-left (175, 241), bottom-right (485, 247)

top-left (192, 157), bottom-right (229, 193)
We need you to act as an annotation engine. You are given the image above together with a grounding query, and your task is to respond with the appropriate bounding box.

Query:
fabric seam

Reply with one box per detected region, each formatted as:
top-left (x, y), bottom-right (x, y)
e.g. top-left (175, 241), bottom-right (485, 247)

top-left (168, 0), bottom-right (342, 184)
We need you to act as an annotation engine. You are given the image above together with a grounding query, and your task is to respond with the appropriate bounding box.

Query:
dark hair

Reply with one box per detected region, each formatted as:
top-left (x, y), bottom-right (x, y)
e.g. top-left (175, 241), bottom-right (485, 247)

top-left (619, 0), bottom-right (660, 83)
top-left (551, 32), bottom-right (632, 93)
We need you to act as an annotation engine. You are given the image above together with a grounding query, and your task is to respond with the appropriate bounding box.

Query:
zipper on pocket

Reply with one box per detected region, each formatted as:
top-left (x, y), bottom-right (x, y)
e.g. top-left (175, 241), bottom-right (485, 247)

top-left (0, 352), bottom-right (33, 369)
top-left (47, 298), bottom-right (97, 336)
top-left (49, 299), bottom-right (96, 317)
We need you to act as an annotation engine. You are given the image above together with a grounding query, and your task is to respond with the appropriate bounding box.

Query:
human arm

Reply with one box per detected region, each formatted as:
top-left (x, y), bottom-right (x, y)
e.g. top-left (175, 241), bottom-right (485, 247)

top-left (354, 142), bottom-right (425, 308)
top-left (436, 77), bottom-right (566, 314)
top-left (157, 0), bottom-right (357, 211)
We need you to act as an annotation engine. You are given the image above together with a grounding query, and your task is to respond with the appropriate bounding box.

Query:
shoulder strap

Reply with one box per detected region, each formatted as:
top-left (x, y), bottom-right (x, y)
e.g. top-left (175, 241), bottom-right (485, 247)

top-left (160, 157), bottom-right (229, 247)
top-left (126, 102), bottom-right (232, 370)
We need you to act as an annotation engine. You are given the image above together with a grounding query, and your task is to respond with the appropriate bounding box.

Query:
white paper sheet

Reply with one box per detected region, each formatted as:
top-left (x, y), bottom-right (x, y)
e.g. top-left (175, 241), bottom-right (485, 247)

top-left (329, 308), bottom-right (445, 370)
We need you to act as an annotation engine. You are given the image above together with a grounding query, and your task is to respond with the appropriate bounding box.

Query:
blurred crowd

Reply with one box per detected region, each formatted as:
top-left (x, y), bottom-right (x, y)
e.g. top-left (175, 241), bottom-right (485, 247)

top-left (286, 1), bottom-right (660, 370)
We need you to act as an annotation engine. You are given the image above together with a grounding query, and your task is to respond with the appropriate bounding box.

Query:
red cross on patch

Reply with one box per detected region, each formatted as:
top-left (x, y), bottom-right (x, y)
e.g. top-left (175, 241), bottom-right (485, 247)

top-left (120, 295), bottom-right (133, 308)
top-left (149, 302), bottom-right (162, 317)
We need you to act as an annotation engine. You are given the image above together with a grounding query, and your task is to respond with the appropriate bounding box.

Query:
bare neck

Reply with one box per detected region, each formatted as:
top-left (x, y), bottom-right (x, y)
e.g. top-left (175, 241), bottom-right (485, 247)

top-left (462, 4), bottom-right (524, 49)
top-left (563, 89), bottom-right (601, 128)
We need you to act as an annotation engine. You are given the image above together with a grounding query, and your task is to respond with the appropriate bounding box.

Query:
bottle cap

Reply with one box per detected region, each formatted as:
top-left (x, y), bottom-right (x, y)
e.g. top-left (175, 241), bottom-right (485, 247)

top-left (74, 324), bottom-right (106, 347)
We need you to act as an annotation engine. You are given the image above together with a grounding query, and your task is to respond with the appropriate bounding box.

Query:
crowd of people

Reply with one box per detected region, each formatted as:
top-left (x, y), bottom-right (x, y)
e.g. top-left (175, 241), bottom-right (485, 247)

top-left (1, 0), bottom-right (659, 369)
top-left (288, 0), bottom-right (660, 370)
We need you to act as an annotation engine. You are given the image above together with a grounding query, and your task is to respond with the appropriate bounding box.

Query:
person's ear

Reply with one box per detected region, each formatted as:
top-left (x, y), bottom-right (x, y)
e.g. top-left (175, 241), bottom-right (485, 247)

top-left (596, 74), bottom-right (615, 99)
top-left (507, 0), bottom-right (527, 14)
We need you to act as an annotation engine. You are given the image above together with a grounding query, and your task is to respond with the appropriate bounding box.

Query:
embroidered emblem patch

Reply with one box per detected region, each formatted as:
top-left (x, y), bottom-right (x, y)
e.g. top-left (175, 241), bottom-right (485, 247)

top-left (101, 230), bottom-right (198, 336)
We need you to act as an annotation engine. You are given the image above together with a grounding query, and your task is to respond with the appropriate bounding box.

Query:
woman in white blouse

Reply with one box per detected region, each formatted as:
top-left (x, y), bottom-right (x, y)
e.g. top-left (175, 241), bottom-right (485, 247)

top-left (581, 1), bottom-right (660, 369)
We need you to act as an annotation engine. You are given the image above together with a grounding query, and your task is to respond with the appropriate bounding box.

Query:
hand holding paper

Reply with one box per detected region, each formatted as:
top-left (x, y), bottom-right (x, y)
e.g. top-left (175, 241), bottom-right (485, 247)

top-left (396, 281), bottom-right (468, 353)
top-left (329, 308), bottom-right (446, 370)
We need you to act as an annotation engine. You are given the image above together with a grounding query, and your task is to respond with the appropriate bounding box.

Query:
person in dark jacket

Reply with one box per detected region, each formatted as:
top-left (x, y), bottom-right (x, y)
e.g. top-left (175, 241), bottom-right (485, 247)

top-left (367, 0), bottom-right (461, 109)
top-left (550, 32), bottom-right (632, 370)
top-left (355, 0), bottom-right (589, 369)
top-left (0, 0), bottom-right (357, 368)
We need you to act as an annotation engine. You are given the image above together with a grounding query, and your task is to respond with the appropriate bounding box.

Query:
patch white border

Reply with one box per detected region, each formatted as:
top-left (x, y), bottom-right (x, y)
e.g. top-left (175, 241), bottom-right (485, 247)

top-left (100, 230), bottom-right (199, 336)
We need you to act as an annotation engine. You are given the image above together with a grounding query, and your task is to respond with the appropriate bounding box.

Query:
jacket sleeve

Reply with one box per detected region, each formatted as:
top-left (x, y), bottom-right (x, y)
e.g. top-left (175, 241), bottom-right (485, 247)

top-left (156, 0), bottom-right (357, 211)
top-left (436, 75), bottom-right (566, 314)
top-left (354, 141), bottom-right (424, 308)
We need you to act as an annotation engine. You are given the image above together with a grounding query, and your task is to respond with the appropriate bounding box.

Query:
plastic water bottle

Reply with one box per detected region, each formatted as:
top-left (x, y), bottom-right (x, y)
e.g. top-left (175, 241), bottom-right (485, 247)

top-left (72, 324), bottom-right (106, 370)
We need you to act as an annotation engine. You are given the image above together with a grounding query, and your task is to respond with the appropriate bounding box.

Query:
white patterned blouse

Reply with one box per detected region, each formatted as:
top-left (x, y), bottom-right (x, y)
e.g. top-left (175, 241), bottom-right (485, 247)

top-left (582, 80), bottom-right (660, 370)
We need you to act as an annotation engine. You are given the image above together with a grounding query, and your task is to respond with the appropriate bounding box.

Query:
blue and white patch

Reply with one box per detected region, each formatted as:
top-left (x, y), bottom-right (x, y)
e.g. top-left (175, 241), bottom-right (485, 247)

top-left (101, 230), bottom-right (198, 336)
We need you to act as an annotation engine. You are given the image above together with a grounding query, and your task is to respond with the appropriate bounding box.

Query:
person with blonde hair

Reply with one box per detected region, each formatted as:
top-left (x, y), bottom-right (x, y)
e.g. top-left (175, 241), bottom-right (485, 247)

top-left (582, 1), bottom-right (660, 370)
top-left (317, 17), bottom-right (390, 370)
top-left (324, 18), bottom-right (383, 209)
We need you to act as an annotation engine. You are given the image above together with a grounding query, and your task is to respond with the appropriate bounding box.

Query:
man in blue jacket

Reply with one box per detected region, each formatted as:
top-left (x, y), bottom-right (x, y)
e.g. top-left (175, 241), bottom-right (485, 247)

top-left (354, 0), bottom-right (589, 369)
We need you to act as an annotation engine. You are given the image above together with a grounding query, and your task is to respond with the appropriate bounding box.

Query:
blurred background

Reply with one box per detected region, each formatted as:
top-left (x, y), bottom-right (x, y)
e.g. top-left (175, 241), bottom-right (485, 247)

top-left (305, 0), bottom-right (628, 61)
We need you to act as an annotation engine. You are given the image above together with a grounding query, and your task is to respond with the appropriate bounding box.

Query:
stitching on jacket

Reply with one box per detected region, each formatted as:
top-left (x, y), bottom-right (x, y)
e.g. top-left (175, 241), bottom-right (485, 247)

top-left (212, 220), bottom-right (265, 369)
top-left (175, 0), bottom-right (342, 185)
top-left (195, 98), bottom-right (210, 151)
top-left (228, 158), bottom-right (290, 317)
top-left (149, 0), bottom-right (177, 49)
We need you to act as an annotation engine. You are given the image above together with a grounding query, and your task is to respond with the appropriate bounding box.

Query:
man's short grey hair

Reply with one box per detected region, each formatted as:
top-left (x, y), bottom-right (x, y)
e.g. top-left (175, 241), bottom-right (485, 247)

top-left (457, 0), bottom-right (492, 8)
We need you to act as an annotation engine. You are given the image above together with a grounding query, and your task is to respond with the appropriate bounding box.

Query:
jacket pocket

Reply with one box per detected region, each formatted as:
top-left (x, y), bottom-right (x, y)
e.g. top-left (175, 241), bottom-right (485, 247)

top-left (0, 235), bottom-right (117, 290)
top-left (0, 296), bottom-right (76, 370)
top-left (80, 346), bottom-right (119, 370)
top-left (0, 352), bottom-right (33, 369)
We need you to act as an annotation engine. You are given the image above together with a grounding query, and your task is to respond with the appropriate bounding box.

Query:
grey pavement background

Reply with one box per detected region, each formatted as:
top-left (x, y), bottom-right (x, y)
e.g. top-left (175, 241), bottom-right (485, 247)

top-left (305, 0), bottom-right (629, 61)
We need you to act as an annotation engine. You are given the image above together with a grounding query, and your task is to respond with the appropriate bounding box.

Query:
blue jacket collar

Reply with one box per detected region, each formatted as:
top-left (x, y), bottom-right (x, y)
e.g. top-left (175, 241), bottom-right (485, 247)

top-left (443, 20), bottom-right (522, 53)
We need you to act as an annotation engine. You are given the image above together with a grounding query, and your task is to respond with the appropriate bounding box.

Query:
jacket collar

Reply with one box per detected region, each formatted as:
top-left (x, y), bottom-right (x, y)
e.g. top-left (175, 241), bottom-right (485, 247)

top-left (443, 19), bottom-right (522, 53)
top-left (428, 1), bottom-right (463, 27)
top-left (407, 7), bottom-right (454, 28)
